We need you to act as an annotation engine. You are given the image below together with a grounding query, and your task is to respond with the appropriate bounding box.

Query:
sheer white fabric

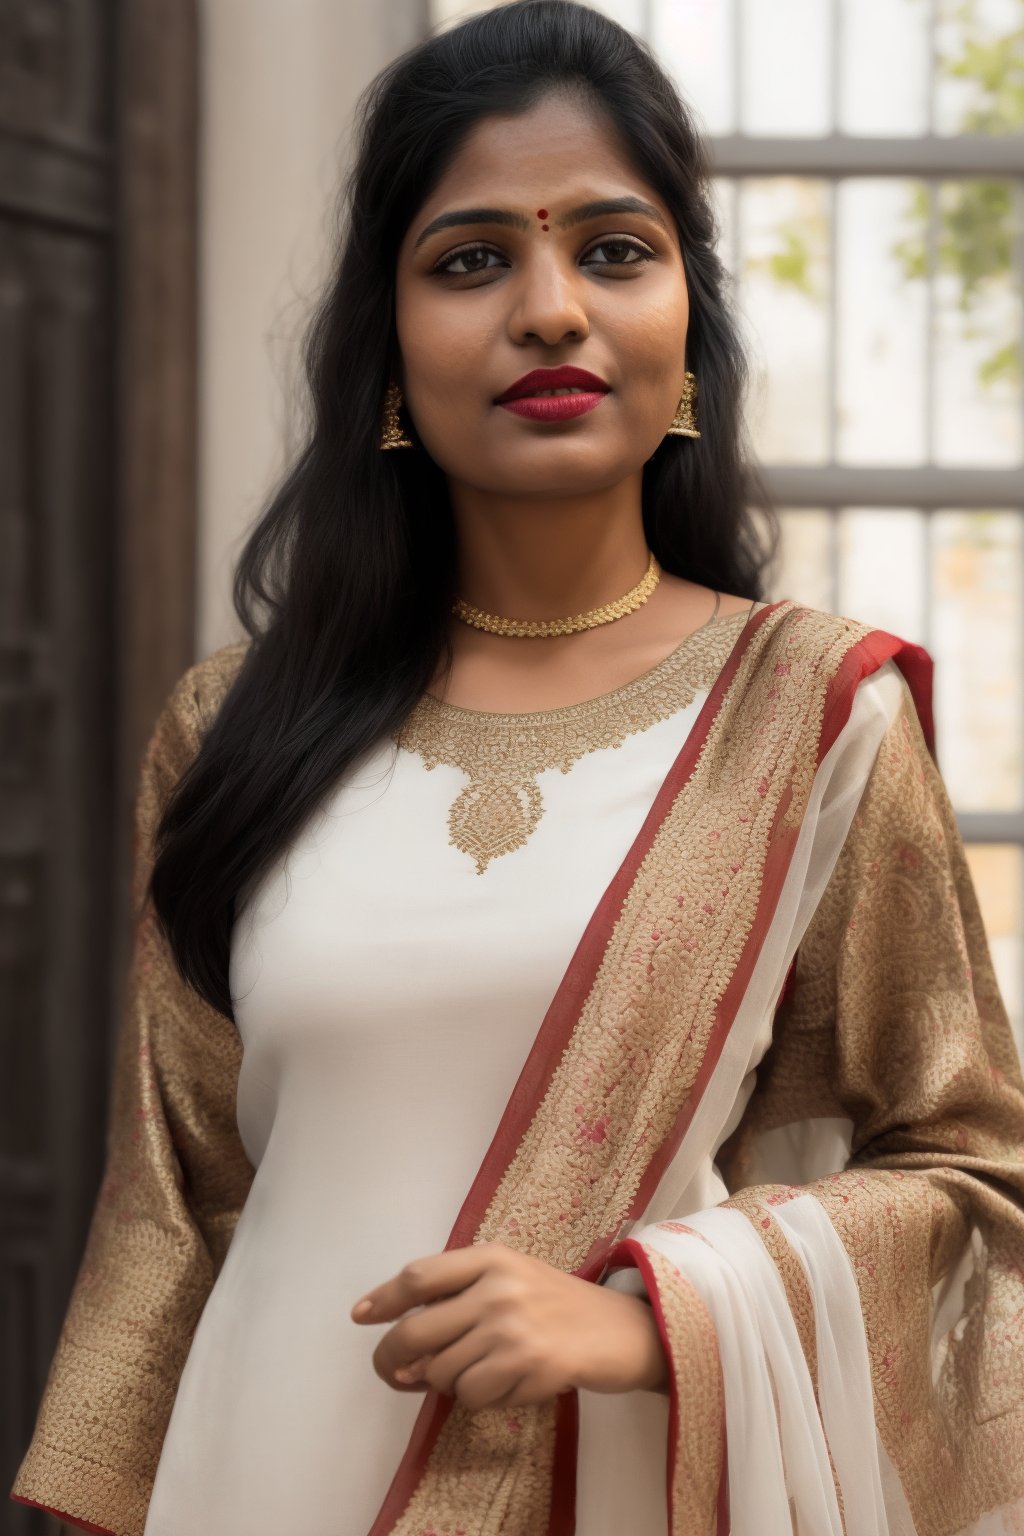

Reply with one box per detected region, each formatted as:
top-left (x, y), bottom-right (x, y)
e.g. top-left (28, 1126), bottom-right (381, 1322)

top-left (143, 661), bottom-right (906, 1536)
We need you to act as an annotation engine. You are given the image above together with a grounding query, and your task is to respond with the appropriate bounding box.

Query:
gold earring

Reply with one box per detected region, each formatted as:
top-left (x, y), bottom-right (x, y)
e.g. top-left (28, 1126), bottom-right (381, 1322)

top-left (380, 380), bottom-right (415, 450)
top-left (665, 370), bottom-right (700, 439)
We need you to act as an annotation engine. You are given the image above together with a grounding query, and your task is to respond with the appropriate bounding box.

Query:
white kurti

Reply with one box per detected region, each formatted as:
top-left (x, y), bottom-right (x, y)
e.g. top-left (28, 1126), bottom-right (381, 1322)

top-left (141, 612), bottom-right (903, 1536)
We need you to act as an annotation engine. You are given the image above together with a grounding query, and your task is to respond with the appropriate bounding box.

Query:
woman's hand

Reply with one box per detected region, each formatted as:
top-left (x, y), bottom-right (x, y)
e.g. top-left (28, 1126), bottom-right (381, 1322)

top-left (350, 1240), bottom-right (668, 1411)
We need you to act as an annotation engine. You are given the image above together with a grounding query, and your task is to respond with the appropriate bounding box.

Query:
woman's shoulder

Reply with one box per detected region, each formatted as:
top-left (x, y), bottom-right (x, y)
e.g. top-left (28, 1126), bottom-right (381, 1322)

top-left (164, 638), bottom-right (252, 733)
top-left (135, 640), bottom-right (253, 833)
top-left (145, 640), bottom-right (252, 784)
top-left (752, 597), bottom-right (932, 748)
top-left (752, 595), bottom-right (922, 663)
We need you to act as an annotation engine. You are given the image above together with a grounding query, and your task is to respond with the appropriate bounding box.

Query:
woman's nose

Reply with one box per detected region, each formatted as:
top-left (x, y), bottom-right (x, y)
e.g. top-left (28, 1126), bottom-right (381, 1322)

top-left (506, 256), bottom-right (591, 346)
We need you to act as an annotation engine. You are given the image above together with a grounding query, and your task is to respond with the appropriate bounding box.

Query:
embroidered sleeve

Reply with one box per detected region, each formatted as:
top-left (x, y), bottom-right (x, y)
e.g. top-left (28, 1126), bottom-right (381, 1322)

top-left (607, 677), bottom-right (1024, 1536)
top-left (9, 647), bottom-right (254, 1536)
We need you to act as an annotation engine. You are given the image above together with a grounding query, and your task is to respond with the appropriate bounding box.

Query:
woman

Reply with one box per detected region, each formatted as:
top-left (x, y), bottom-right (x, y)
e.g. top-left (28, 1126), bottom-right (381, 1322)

top-left (11, 3), bottom-right (1024, 1533)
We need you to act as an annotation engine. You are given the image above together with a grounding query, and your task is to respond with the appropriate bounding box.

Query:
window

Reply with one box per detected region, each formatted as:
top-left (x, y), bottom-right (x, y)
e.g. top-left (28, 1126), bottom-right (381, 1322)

top-left (630, 0), bottom-right (1024, 1052)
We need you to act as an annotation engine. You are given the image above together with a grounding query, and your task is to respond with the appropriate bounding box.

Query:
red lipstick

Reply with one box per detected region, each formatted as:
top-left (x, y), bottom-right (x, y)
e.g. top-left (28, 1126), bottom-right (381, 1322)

top-left (495, 364), bottom-right (610, 422)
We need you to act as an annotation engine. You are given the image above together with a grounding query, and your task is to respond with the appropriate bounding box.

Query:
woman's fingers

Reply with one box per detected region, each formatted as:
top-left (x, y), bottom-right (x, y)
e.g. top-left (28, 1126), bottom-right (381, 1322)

top-left (414, 1327), bottom-right (493, 1397)
top-left (395, 1288), bottom-right (480, 1359)
top-left (357, 1243), bottom-right (660, 1406)
top-left (352, 1242), bottom-right (507, 1323)
top-left (440, 1351), bottom-right (530, 1413)
top-left (372, 1290), bottom-right (480, 1386)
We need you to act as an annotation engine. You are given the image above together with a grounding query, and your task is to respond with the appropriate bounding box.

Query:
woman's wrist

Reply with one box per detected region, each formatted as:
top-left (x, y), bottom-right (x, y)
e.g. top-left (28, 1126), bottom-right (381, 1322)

top-left (574, 1288), bottom-right (670, 1396)
top-left (634, 1296), bottom-right (671, 1394)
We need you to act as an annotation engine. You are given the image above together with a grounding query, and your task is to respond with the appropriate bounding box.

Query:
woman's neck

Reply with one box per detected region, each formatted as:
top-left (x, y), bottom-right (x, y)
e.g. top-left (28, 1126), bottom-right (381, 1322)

top-left (447, 477), bottom-right (649, 622)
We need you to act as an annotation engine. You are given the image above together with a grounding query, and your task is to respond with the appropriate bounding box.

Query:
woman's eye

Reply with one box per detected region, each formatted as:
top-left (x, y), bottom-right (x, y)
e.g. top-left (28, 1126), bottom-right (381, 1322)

top-left (582, 238), bottom-right (654, 268)
top-left (433, 246), bottom-right (506, 276)
top-left (432, 236), bottom-right (654, 277)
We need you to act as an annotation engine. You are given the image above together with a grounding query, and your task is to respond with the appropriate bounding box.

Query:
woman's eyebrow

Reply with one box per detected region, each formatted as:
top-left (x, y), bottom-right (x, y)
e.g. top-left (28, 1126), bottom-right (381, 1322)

top-left (411, 195), bottom-right (669, 252)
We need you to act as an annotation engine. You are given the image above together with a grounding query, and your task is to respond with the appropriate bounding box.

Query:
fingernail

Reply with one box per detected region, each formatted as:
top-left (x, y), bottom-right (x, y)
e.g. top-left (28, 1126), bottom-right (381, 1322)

top-left (393, 1365), bottom-right (417, 1383)
top-left (352, 1299), bottom-right (373, 1319)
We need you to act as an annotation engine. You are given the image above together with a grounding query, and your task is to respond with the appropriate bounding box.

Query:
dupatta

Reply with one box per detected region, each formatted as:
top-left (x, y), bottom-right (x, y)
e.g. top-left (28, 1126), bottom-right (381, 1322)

top-left (10, 600), bottom-right (1024, 1536)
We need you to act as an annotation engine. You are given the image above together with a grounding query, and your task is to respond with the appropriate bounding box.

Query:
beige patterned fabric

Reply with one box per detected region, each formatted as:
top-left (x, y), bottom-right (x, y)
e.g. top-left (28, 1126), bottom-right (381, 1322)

top-left (10, 644), bottom-right (254, 1536)
top-left (10, 605), bottom-right (1024, 1536)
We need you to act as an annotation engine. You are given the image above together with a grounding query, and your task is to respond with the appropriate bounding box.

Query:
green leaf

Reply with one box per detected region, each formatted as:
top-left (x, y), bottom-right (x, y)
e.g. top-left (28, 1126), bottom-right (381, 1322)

top-left (886, 1), bottom-right (1024, 392)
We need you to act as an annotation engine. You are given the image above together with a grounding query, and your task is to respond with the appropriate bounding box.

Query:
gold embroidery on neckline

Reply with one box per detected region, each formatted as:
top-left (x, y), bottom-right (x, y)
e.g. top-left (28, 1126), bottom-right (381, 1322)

top-left (393, 610), bottom-right (753, 874)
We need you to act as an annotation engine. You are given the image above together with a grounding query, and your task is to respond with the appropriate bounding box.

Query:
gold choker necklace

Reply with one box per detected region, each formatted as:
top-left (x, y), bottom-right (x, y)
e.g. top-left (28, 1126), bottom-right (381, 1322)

top-left (452, 551), bottom-right (662, 638)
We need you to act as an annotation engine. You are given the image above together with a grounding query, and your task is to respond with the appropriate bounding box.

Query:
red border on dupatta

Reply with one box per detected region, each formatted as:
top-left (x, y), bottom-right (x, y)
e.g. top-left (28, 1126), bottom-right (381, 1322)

top-left (600, 1237), bottom-right (732, 1536)
top-left (820, 628), bottom-right (935, 762)
top-left (600, 1239), bottom-right (683, 1523)
top-left (10, 1494), bottom-right (117, 1535)
top-left (366, 606), bottom-right (935, 1535)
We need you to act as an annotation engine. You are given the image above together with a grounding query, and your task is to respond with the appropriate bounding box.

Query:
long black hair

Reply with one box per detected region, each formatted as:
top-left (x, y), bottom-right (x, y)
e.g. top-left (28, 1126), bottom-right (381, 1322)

top-left (150, 0), bottom-right (777, 1020)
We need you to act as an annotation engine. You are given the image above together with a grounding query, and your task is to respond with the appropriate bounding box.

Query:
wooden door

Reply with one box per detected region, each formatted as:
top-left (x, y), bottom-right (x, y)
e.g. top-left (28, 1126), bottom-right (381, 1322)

top-left (1, 2), bottom-right (198, 1529)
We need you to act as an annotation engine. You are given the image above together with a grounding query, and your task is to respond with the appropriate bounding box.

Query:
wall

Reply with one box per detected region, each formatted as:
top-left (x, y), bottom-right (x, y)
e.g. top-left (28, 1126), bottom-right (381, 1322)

top-left (196, 0), bottom-right (426, 655)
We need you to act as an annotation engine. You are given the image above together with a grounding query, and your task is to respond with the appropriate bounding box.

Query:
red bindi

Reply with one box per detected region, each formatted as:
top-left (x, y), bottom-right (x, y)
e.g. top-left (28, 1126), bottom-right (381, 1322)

top-left (536, 208), bottom-right (548, 218)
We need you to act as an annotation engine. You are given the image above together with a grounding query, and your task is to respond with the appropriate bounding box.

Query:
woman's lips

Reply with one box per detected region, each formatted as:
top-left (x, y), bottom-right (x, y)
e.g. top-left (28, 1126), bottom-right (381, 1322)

top-left (497, 391), bottom-right (608, 421)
